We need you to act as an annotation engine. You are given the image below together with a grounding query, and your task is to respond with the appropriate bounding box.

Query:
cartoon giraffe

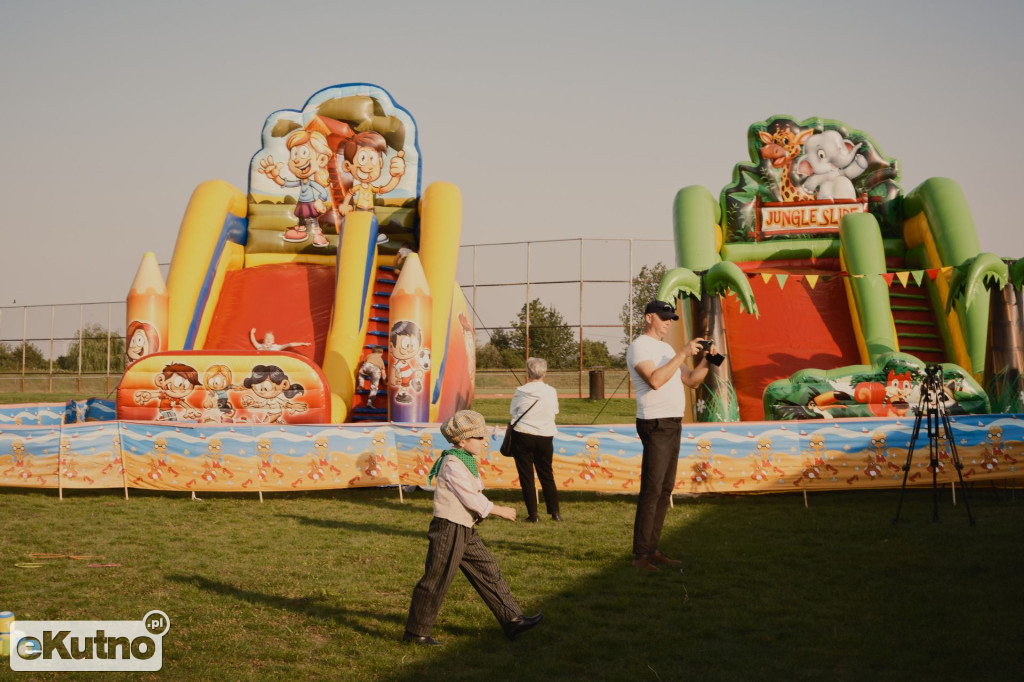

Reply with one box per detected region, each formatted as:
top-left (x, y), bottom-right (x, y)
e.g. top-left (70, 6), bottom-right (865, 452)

top-left (758, 125), bottom-right (816, 203)
top-left (102, 436), bottom-right (123, 476)
top-left (3, 439), bottom-right (26, 476)
top-left (59, 438), bottom-right (94, 485)
top-left (400, 432), bottom-right (436, 483)
top-left (869, 431), bottom-right (901, 472)
top-left (563, 437), bottom-right (612, 486)
top-left (986, 425), bottom-right (1016, 464)
top-left (680, 437), bottom-right (724, 491)
top-left (243, 437), bottom-right (286, 488)
top-left (807, 433), bottom-right (838, 474)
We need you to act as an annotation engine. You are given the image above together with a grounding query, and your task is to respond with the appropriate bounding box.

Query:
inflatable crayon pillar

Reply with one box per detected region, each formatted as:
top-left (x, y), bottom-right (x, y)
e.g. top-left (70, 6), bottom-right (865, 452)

top-left (126, 252), bottom-right (168, 365)
top-left (0, 610), bottom-right (13, 657)
top-left (388, 253), bottom-right (432, 422)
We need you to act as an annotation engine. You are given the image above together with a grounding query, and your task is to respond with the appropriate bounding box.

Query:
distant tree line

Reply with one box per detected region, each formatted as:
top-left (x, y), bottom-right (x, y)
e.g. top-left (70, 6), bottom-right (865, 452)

top-left (0, 324), bottom-right (125, 373)
top-left (475, 264), bottom-right (669, 371)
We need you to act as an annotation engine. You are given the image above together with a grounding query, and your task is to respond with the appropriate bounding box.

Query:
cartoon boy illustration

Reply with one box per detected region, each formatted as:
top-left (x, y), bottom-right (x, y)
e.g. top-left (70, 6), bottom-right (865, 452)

top-left (134, 363), bottom-right (201, 421)
top-left (258, 129), bottom-right (334, 247)
top-left (338, 131), bottom-right (406, 225)
top-left (389, 321), bottom-right (425, 405)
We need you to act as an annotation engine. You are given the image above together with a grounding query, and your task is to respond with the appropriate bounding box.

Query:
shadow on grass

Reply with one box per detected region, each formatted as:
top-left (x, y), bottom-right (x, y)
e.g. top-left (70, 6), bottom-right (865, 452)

top-left (387, 488), bottom-right (1024, 682)
top-left (165, 573), bottom-right (406, 636)
top-left (165, 573), bottom-right (485, 640)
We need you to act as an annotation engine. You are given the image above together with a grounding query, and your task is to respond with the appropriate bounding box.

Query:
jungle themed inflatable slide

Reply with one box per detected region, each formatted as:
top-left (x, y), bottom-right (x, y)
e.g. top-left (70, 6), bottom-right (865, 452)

top-left (657, 115), bottom-right (1024, 424)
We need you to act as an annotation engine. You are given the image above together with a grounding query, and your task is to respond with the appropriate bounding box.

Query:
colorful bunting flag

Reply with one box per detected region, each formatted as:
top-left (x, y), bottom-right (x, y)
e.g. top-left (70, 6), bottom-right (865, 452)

top-left (896, 271), bottom-right (910, 287)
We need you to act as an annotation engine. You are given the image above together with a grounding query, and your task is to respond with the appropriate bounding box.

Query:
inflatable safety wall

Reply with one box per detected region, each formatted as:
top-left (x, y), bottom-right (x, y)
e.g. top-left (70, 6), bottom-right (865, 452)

top-left (118, 84), bottom-right (475, 424)
top-left (660, 116), bottom-right (1022, 422)
top-left (2, 416), bottom-right (1021, 495)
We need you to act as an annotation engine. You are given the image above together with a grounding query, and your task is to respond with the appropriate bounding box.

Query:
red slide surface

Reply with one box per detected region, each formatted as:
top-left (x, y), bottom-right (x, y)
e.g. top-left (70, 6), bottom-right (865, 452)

top-left (202, 263), bottom-right (337, 365)
top-left (722, 274), bottom-right (861, 421)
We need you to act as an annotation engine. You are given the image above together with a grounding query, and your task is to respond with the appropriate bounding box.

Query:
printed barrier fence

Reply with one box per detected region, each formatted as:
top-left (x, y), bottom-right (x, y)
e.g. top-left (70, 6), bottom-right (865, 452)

top-left (0, 403), bottom-right (1021, 495)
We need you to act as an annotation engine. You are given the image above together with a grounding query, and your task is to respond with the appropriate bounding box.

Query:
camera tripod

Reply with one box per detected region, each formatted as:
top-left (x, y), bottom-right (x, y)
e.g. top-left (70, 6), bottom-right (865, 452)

top-left (893, 364), bottom-right (975, 525)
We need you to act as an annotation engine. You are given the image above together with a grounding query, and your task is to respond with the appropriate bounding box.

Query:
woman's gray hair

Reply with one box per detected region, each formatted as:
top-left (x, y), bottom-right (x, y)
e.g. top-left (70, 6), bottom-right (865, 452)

top-left (525, 357), bottom-right (548, 381)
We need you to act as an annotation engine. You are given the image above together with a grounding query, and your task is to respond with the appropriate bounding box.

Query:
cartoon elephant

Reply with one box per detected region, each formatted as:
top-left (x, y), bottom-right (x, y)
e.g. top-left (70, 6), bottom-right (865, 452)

top-left (796, 130), bottom-right (868, 200)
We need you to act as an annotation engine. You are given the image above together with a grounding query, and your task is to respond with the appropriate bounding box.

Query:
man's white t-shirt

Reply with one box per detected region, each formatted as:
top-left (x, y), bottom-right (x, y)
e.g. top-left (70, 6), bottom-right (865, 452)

top-left (626, 334), bottom-right (686, 420)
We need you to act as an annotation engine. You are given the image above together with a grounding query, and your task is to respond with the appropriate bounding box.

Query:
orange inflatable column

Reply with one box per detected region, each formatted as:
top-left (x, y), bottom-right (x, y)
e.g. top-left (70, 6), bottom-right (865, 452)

top-left (126, 252), bottom-right (168, 365)
top-left (388, 253), bottom-right (432, 422)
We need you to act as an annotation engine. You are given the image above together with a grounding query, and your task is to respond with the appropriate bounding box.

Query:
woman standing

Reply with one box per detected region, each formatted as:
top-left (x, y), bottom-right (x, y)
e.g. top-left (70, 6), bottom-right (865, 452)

top-left (509, 357), bottom-right (562, 522)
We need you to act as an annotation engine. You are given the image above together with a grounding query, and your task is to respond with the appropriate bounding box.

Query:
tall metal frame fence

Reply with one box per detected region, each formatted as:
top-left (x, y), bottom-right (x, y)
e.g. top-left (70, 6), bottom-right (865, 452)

top-left (0, 238), bottom-right (672, 398)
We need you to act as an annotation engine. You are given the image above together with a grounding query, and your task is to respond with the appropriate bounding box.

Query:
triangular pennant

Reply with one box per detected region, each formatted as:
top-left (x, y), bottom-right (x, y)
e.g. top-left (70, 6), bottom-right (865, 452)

top-left (942, 266), bottom-right (954, 277)
top-left (896, 271), bottom-right (910, 287)
top-left (912, 270), bottom-right (925, 286)
top-left (761, 272), bottom-right (773, 284)
top-left (776, 274), bottom-right (789, 289)
top-left (806, 274), bottom-right (820, 289)
top-left (927, 268), bottom-right (940, 280)
top-left (882, 273), bottom-right (895, 286)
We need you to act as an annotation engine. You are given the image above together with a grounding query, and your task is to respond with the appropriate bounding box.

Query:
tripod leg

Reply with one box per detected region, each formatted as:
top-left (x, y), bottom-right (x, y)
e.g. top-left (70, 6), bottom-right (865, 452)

top-left (894, 398), bottom-right (926, 524)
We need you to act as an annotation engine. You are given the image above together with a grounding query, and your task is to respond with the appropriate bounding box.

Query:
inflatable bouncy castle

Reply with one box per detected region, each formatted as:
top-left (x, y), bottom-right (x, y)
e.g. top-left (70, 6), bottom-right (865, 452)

top-left (118, 84), bottom-right (476, 425)
top-left (659, 116), bottom-right (1024, 422)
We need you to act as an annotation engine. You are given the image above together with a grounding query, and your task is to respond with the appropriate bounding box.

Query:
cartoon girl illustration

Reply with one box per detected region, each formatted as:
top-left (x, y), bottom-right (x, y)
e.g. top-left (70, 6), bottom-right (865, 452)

top-left (240, 364), bottom-right (307, 424)
top-left (258, 129), bottom-right (334, 247)
top-left (202, 364), bottom-right (241, 422)
top-left (126, 320), bottom-right (160, 363)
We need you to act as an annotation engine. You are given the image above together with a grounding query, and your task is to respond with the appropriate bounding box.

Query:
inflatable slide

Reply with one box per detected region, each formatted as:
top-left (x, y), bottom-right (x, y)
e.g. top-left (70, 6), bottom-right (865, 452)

top-left (118, 84), bottom-right (476, 425)
top-left (659, 116), bottom-right (1023, 421)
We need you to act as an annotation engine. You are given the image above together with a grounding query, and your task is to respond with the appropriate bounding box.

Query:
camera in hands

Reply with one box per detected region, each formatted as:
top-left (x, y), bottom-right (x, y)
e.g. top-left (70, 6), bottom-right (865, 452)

top-left (698, 339), bottom-right (725, 366)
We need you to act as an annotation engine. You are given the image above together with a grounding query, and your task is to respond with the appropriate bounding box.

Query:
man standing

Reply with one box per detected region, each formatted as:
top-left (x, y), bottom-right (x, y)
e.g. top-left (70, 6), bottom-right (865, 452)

top-left (626, 300), bottom-right (713, 573)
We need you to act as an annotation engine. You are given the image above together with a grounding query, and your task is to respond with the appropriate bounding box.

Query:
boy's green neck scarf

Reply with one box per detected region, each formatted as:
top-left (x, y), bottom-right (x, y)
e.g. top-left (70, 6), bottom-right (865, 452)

top-left (428, 447), bottom-right (480, 483)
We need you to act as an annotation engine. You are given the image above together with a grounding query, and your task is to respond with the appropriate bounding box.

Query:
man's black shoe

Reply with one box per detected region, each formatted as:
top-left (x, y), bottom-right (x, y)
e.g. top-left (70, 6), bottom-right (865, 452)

top-left (524, 515), bottom-right (540, 523)
top-left (402, 631), bottom-right (442, 646)
top-left (551, 512), bottom-right (563, 522)
top-left (504, 613), bottom-right (543, 641)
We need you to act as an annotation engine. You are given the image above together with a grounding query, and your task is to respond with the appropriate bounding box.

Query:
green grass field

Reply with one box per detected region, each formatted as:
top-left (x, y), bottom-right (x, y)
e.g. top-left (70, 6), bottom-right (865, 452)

top-left (1, 485), bottom-right (1020, 681)
top-left (2, 393), bottom-right (1023, 680)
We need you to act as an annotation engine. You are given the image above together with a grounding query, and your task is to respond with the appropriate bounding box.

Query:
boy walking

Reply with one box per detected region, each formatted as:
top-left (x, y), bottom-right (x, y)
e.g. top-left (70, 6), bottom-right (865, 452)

top-left (404, 410), bottom-right (543, 645)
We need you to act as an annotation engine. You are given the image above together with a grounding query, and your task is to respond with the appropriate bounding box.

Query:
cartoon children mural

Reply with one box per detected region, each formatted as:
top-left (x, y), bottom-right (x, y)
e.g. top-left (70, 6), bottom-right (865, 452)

top-left (202, 364), bottom-right (242, 422)
top-left (126, 320), bottom-right (160, 363)
top-left (134, 363), bottom-right (202, 421)
top-left (338, 131), bottom-right (406, 220)
top-left (258, 129), bottom-right (334, 247)
top-left (240, 365), bottom-right (307, 424)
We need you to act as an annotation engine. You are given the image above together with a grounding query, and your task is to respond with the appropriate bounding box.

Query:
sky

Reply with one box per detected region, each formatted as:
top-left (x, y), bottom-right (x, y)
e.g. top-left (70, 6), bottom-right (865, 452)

top-left (1, 0), bottom-right (1022, 312)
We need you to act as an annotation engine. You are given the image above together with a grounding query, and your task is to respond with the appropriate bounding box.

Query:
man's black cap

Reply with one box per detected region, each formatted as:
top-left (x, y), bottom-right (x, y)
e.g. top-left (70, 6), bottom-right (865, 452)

top-left (644, 300), bottom-right (679, 320)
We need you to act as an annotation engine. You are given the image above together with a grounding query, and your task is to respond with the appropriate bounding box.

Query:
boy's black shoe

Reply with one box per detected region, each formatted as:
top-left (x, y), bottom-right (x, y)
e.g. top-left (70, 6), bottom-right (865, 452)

top-left (504, 613), bottom-right (543, 641)
top-left (402, 631), bottom-right (442, 646)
